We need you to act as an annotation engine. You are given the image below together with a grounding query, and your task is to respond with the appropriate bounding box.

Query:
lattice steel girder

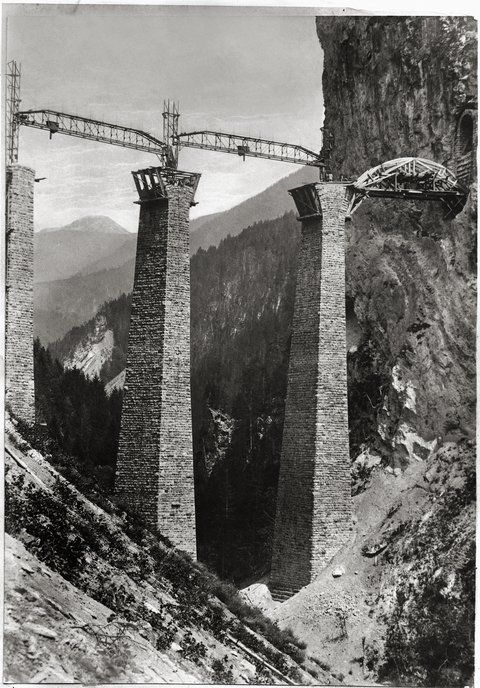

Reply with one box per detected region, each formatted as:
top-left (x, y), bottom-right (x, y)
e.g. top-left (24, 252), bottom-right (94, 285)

top-left (355, 189), bottom-right (466, 200)
top-left (174, 130), bottom-right (325, 168)
top-left (16, 109), bottom-right (172, 162)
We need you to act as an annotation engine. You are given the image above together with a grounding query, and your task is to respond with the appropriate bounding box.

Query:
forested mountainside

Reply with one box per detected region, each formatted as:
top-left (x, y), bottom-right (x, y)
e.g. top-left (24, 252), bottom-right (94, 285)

top-left (33, 168), bottom-right (316, 347)
top-left (191, 214), bottom-right (300, 579)
top-left (34, 258), bottom-right (135, 345)
top-left (189, 166), bottom-right (318, 254)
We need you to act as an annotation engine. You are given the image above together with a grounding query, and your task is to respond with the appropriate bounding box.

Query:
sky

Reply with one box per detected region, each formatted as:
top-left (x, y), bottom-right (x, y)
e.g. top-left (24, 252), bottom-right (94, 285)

top-left (4, 5), bottom-right (324, 231)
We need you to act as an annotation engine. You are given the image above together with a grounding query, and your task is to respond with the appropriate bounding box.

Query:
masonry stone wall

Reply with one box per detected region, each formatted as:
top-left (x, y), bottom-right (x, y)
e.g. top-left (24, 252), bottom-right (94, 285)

top-left (270, 183), bottom-right (352, 599)
top-left (5, 164), bottom-right (35, 425)
top-left (115, 181), bottom-right (197, 557)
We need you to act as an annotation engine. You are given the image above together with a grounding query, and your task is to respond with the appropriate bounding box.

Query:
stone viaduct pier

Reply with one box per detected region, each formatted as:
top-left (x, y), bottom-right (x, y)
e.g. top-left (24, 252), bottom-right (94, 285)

top-left (5, 164), bottom-right (35, 425)
top-left (270, 182), bottom-right (353, 600)
top-left (269, 158), bottom-right (468, 600)
top-left (115, 167), bottom-right (199, 557)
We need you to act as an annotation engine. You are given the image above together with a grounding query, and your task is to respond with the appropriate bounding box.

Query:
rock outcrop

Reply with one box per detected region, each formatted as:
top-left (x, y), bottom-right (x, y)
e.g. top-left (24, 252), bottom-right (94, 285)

top-left (63, 314), bottom-right (114, 380)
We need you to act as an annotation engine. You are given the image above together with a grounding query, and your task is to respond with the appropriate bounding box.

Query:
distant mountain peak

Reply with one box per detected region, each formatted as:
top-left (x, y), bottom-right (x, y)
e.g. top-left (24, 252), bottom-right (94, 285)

top-left (38, 215), bottom-right (131, 235)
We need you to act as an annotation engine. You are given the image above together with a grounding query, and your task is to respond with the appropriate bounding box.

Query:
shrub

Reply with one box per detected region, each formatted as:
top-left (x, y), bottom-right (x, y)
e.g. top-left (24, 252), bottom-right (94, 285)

top-left (5, 478), bottom-right (87, 582)
top-left (380, 473), bottom-right (475, 688)
top-left (199, 604), bottom-right (230, 639)
top-left (249, 661), bottom-right (271, 684)
top-left (212, 656), bottom-right (234, 684)
top-left (180, 630), bottom-right (207, 664)
top-left (148, 610), bottom-right (176, 652)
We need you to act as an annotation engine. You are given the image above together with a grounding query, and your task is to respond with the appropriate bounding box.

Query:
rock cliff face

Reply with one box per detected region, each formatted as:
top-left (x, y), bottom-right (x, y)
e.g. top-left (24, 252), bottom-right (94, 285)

top-left (318, 16), bottom-right (476, 174)
top-left (317, 16), bottom-right (477, 470)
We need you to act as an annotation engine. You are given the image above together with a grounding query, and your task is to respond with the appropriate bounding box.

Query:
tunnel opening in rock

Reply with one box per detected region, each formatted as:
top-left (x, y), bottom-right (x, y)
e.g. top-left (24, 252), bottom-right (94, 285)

top-left (455, 109), bottom-right (476, 188)
top-left (457, 112), bottom-right (474, 155)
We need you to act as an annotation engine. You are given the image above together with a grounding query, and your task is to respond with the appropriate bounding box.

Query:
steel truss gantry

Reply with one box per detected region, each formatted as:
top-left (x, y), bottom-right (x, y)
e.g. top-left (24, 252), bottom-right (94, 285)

top-left (8, 64), bottom-right (325, 175)
top-left (15, 108), bottom-right (175, 165)
top-left (174, 130), bottom-right (325, 169)
top-left (7, 71), bottom-right (467, 214)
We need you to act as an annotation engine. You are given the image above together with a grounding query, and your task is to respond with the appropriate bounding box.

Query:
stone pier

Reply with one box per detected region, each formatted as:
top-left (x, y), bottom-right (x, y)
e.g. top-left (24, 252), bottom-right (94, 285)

top-left (5, 164), bottom-right (35, 425)
top-left (115, 167), bottom-right (200, 557)
top-left (270, 182), bottom-right (352, 600)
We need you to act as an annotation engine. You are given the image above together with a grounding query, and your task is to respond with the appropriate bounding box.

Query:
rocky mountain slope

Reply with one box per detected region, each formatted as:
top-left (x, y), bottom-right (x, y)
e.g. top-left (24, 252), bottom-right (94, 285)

top-left (62, 314), bottom-right (114, 380)
top-left (48, 294), bottom-right (131, 384)
top-left (5, 416), bottom-right (334, 685)
top-left (262, 437), bottom-right (475, 686)
top-left (34, 259), bottom-right (135, 344)
top-left (317, 14), bottom-right (477, 473)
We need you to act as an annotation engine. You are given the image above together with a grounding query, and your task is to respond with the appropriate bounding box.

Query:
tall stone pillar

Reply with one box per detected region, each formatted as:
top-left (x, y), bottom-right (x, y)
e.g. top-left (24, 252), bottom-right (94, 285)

top-left (269, 182), bottom-right (352, 600)
top-left (115, 167), bottom-right (200, 557)
top-left (5, 164), bottom-right (35, 425)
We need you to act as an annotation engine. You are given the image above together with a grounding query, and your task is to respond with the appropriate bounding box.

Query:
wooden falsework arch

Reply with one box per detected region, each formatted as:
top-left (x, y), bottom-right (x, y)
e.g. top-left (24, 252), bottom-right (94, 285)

top-left (346, 157), bottom-right (468, 219)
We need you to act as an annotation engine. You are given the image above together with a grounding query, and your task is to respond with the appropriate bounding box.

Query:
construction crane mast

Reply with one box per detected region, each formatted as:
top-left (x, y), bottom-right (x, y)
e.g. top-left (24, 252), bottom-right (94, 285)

top-left (163, 100), bottom-right (180, 167)
top-left (5, 60), bottom-right (21, 165)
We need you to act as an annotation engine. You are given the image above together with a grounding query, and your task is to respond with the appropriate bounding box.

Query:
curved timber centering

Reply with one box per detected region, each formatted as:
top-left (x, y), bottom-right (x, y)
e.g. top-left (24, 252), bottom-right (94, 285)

top-left (269, 158), bottom-right (468, 602)
top-left (347, 157), bottom-right (468, 219)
